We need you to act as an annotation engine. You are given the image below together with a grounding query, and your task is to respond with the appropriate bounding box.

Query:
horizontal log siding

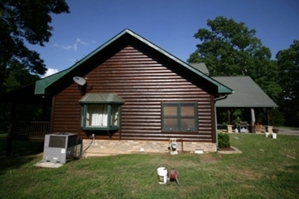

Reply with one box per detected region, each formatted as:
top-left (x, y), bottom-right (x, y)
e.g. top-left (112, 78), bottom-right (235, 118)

top-left (51, 91), bottom-right (82, 134)
top-left (51, 43), bottom-right (214, 142)
top-left (89, 44), bottom-right (212, 141)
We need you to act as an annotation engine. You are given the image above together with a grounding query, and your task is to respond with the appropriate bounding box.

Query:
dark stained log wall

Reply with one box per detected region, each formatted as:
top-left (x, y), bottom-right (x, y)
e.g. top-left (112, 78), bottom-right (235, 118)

top-left (51, 42), bottom-right (216, 142)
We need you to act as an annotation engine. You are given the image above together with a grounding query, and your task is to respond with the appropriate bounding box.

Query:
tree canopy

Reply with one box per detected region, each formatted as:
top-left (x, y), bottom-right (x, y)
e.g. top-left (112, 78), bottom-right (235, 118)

top-left (276, 40), bottom-right (299, 126)
top-left (0, 0), bottom-right (70, 93)
top-left (188, 16), bottom-right (281, 100)
top-left (0, 0), bottom-right (69, 132)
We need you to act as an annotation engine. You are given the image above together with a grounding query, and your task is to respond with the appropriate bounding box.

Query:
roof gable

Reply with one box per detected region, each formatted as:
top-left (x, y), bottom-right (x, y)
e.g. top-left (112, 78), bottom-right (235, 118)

top-left (35, 29), bottom-right (233, 95)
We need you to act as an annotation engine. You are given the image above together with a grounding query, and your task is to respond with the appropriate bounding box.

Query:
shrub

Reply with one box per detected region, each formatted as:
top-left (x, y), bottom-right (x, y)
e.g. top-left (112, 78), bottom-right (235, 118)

top-left (218, 132), bottom-right (231, 148)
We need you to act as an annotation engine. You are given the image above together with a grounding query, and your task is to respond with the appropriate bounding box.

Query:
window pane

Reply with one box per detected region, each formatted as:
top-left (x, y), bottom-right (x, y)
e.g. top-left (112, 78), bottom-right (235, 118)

top-left (86, 104), bottom-right (108, 127)
top-left (181, 105), bottom-right (195, 116)
top-left (162, 102), bottom-right (197, 132)
top-left (111, 105), bottom-right (119, 126)
top-left (181, 118), bottom-right (195, 129)
top-left (164, 105), bottom-right (177, 116)
top-left (164, 118), bottom-right (178, 129)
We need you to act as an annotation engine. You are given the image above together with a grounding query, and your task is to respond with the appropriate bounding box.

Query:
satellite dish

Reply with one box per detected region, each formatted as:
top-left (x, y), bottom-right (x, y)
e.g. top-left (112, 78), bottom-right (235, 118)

top-left (73, 76), bottom-right (86, 86)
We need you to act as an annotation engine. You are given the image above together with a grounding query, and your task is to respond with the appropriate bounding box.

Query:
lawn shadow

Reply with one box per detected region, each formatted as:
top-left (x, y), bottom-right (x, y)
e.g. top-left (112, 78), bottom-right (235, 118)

top-left (0, 135), bottom-right (43, 175)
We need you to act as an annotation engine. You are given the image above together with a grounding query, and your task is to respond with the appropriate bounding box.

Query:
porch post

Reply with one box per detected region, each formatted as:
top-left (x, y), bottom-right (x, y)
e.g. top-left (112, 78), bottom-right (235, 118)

top-left (42, 104), bottom-right (47, 120)
top-left (227, 109), bottom-right (231, 125)
top-left (266, 109), bottom-right (270, 126)
top-left (6, 103), bottom-right (16, 156)
top-left (250, 108), bottom-right (256, 125)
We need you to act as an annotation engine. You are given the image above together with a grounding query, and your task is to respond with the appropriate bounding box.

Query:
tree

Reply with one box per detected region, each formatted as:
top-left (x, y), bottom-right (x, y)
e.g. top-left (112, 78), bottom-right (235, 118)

top-left (276, 40), bottom-right (299, 126)
top-left (4, 61), bottom-right (40, 91)
top-left (0, 1), bottom-right (69, 133)
top-left (0, 0), bottom-right (70, 93)
top-left (0, 61), bottom-right (48, 132)
top-left (188, 16), bottom-right (281, 100)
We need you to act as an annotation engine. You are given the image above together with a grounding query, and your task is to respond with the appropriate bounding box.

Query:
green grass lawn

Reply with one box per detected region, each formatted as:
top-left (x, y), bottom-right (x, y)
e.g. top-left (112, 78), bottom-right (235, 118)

top-left (0, 133), bottom-right (298, 199)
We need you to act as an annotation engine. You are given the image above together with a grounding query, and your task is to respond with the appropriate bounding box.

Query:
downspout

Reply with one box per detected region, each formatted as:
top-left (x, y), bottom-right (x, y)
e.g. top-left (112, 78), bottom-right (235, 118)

top-left (214, 94), bottom-right (229, 149)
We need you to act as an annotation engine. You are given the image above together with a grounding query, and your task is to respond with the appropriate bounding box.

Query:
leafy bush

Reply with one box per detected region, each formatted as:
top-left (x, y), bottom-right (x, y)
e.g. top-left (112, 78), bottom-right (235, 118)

top-left (218, 132), bottom-right (230, 148)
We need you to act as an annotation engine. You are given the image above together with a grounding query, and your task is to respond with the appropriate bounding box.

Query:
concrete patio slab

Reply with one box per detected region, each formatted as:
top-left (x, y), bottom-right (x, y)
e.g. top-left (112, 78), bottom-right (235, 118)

top-left (34, 161), bottom-right (64, 168)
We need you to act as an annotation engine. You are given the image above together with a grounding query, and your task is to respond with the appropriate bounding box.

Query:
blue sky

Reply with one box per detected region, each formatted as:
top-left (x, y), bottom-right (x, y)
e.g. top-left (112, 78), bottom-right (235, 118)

top-left (29, 0), bottom-right (299, 77)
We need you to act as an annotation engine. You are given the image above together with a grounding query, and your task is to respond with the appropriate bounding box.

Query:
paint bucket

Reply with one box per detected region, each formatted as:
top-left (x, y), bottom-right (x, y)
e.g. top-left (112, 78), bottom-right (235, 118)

top-left (273, 133), bottom-right (277, 139)
top-left (157, 167), bottom-right (168, 184)
top-left (265, 133), bottom-right (269, 137)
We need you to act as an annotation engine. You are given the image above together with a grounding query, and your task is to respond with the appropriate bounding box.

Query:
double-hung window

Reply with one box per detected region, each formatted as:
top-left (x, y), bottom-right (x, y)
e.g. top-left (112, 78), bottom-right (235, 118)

top-left (80, 93), bottom-right (124, 131)
top-left (162, 102), bottom-right (197, 132)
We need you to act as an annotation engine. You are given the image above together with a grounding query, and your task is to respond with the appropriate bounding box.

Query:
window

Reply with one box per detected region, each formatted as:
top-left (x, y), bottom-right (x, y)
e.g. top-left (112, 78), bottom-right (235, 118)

top-left (162, 102), bottom-right (197, 132)
top-left (79, 93), bottom-right (124, 131)
top-left (81, 104), bottom-right (121, 130)
top-left (86, 104), bottom-right (108, 127)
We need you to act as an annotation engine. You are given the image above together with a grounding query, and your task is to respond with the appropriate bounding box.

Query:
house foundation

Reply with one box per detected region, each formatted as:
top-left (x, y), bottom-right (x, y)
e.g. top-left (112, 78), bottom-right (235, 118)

top-left (82, 139), bottom-right (217, 157)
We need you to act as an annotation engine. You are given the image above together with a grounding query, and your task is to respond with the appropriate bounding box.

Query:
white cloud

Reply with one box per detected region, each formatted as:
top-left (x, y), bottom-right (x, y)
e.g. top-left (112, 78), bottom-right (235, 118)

top-left (62, 45), bottom-right (72, 50)
top-left (44, 68), bottom-right (59, 77)
top-left (73, 43), bottom-right (78, 51)
top-left (76, 38), bottom-right (87, 45)
top-left (53, 38), bottom-right (88, 52)
top-left (53, 43), bottom-right (72, 50)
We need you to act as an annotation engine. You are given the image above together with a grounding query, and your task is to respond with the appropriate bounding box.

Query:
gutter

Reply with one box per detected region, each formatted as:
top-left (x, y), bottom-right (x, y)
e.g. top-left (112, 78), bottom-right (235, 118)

top-left (214, 93), bottom-right (230, 102)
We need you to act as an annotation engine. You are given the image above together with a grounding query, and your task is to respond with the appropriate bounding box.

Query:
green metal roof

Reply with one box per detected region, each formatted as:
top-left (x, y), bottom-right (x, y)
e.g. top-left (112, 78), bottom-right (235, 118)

top-left (189, 63), bottom-right (210, 76)
top-left (79, 93), bottom-right (124, 104)
top-left (213, 76), bottom-right (278, 108)
top-left (35, 29), bottom-right (233, 95)
top-left (35, 68), bottom-right (71, 94)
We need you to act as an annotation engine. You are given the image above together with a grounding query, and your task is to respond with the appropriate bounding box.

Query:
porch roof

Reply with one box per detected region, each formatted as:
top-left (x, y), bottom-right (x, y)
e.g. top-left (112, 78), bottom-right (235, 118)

top-left (34, 29), bottom-right (233, 96)
top-left (189, 63), bottom-right (278, 108)
top-left (213, 76), bottom-right (278, 108)
top-left (0, 83), bottom-right (52, 105)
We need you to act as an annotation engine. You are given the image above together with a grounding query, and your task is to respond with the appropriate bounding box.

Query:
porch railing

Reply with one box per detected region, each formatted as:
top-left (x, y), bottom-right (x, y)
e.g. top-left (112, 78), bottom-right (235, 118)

top-left (12, 121), bottom-right (51, 140)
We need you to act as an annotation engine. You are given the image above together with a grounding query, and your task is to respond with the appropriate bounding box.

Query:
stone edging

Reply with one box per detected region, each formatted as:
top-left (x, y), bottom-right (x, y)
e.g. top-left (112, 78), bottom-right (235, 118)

top-left (217, 146), bottom-right (242, 154)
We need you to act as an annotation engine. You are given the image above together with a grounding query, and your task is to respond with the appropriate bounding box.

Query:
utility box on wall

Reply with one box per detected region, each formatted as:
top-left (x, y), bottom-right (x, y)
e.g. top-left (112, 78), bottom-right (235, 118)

top-left (43, 133), bottom-right (78, 164)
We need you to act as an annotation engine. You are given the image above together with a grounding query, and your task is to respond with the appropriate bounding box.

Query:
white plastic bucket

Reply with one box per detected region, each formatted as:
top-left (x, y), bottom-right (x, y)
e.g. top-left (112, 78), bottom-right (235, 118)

top-left (157, 167), bottom-right (168, 184)
top-left (265, 133), bottom-right (269, 137)
top-left (273, 133), bottom-right (277, 139)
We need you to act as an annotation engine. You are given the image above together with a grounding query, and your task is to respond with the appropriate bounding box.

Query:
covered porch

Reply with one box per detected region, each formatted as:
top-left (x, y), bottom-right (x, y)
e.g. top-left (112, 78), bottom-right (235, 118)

top-left (214, 76), bottom-right (278, 133)
top-left (0, 83), bottom-right (52, 155)
top-left (9, 121), bottom-right (51, 142)
top-left (189, 63), bottom-right (278, 133)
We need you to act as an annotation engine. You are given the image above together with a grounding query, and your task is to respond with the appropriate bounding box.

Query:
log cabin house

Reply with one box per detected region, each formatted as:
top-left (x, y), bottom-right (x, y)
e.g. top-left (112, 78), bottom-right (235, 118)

top-left (3, 29), bottom-right (234, 156)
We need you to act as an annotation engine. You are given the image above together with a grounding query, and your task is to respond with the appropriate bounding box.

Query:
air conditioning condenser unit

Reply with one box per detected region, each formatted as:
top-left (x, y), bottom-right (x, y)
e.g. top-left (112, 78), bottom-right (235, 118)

top-left (43, 133), bottom-right (78, 164)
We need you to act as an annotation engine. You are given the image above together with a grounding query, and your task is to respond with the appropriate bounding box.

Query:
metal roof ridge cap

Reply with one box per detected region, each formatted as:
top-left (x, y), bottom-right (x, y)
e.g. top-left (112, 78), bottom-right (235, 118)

top-left (107, 93), bottom-right (114, 101)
